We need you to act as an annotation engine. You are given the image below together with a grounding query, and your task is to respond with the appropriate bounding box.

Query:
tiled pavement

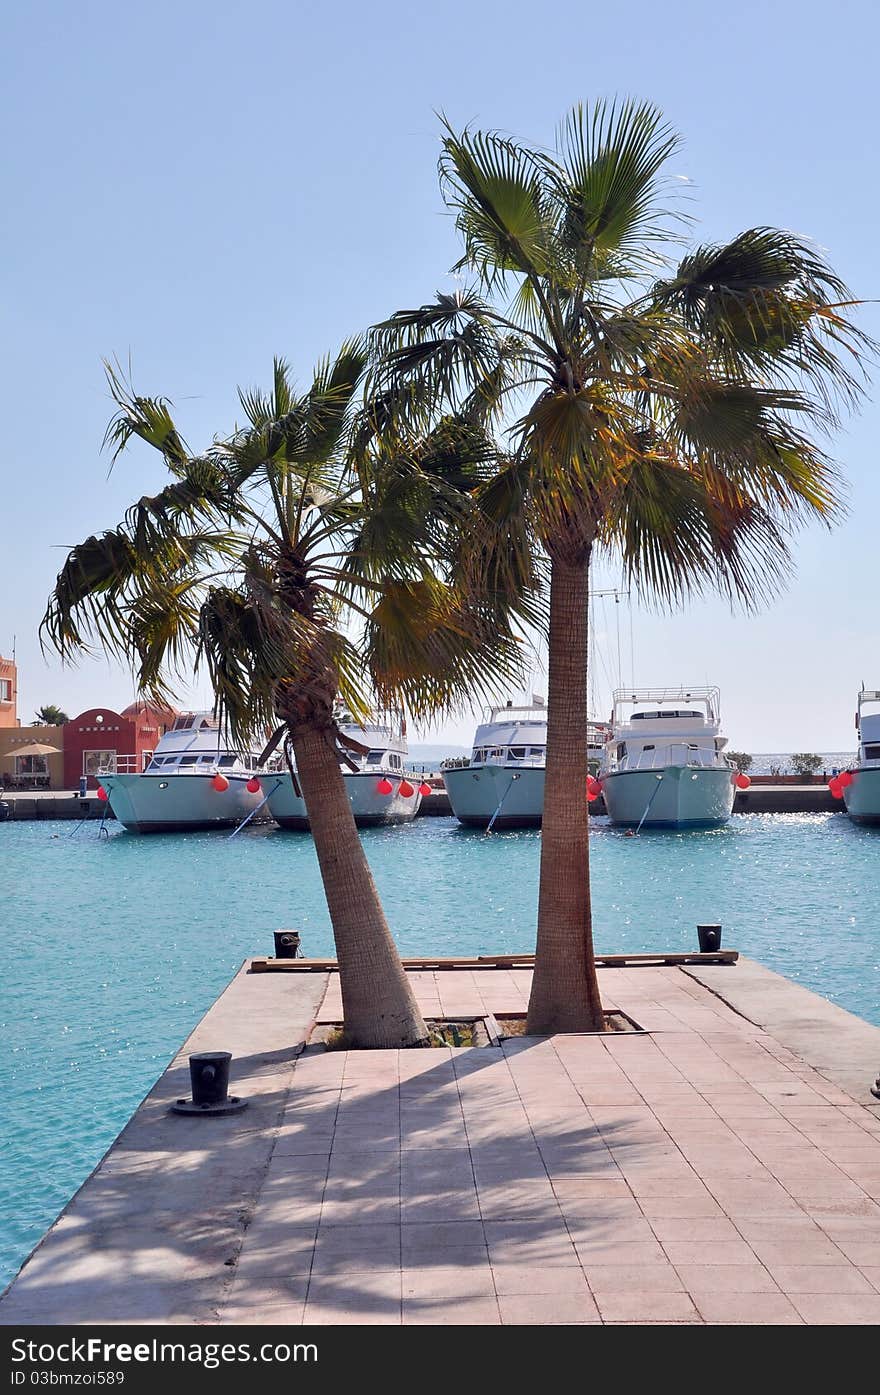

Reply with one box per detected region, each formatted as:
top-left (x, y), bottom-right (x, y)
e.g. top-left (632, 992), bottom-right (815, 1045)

top-left (219, 967), bottom-right (880, 1325)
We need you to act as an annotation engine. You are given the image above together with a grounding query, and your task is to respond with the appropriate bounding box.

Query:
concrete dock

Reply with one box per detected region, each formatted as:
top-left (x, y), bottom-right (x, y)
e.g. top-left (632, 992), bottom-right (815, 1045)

top-left (3, 956), bottom-right (880, 1325)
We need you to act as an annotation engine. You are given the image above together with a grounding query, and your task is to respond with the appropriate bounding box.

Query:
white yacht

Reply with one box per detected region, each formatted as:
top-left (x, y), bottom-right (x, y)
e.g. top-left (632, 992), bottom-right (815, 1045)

top-left (266, 713), bottom-right (424, 830)
top-left (443, 698), bottom-right (609, 829)
top-left (101, 712), bottom-right (265, 833)
top-left (841, 689), bottom-right (880, 825)
top-left (599, 687), bottom-right (736, 829)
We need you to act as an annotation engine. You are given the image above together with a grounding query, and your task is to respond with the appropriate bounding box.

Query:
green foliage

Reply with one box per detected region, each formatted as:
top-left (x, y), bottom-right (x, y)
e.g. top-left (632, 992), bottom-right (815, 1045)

top-left (34, 705), bottom-right (69, 725)
top-left (372, 102), bottom-right (871, 604)
top-left (727, 751), bottom-right (753, 773)
top-left (42, 351), bottom-right (536, 749)
top-left (791, 752), bottom-right (823, 778)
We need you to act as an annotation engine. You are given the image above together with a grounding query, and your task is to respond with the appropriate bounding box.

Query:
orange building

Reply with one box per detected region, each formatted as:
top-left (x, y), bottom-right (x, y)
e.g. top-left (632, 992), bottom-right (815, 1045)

top-left (0, 654), bottom-right (18, 727)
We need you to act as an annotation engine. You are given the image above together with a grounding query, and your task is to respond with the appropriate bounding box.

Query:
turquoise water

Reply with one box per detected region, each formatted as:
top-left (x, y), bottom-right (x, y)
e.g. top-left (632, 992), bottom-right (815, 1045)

top-left (1, 812), bottom-right (879, 1287)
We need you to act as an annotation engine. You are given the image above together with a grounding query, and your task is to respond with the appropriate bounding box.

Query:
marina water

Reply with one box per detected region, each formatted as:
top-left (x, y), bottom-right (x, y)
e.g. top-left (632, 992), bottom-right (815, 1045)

top-left (2, 812), bottom-right (878, 1287)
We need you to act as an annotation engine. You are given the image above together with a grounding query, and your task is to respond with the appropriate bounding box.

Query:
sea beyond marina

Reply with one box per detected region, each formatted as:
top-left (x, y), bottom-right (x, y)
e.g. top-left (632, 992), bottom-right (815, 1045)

top-left (2, 810), bottom-right (880, 1290)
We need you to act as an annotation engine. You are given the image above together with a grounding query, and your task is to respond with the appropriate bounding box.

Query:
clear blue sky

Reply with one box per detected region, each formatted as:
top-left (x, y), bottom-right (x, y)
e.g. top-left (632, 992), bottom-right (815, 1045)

top-left (2, 0), bottom-right (878, 752)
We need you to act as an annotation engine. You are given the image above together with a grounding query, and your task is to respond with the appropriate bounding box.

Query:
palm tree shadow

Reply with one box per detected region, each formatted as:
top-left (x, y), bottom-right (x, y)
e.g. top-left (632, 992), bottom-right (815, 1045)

top-left (0, 1036), bottom-right (643, 1325)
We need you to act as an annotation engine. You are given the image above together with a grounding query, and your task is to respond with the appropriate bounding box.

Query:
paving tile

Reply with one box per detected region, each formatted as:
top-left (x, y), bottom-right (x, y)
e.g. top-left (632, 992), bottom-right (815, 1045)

top-left (830, 1240), bottom-right (880, 1267)
top-left (498, 1292), bottom-right (602, 1324)
top-left (304, 1271), bottom-right (402, 1325)
top-left (401, 1192), bottom-right (481, 1223)
top-left (491, 1264), bottom-right (592, 1296)
top-left (637, 1194), bottom-right (725, 1219)
top-left (403, 1296), bottom-right (501, 1325)
top-left (574, 1239), bottom-right (668, 1267)
top-left (594, 1291), bottom-right (699, 1322)
top-left (767, 1264), bottom-right (875, 1293)
top-left (661, 1239), bottom-right (758, 1266)
top-left (401, 1221), bottom-right (487, 1254)
top-left (222, 1275), bottom-right (309, 1324)
top-left (675, 1263), bottom-right (779, 1293)
top-left (693, 1292), bottom-right (803, 1323)
top-left (649, 1217), bottom-right (744, 1244)
top-left (744, 1234), bottom-right (848, 1268)
top-left (584, 1261), bottom-right (684, 1293)
top-left (789, 1292), bottom-right (880, 1324)
top-left (402, 1264), bottom-right (495, 1299)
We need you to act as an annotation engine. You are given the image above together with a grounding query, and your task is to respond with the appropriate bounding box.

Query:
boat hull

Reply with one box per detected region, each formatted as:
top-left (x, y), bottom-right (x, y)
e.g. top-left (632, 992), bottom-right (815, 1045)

top-left (443, 765), bottom-right (545, 828)
top-left (101, 773), bottom-right (265, 833)
top-left (843, 769), bottom-right (880, 824)
top-left (601, 765), bottom-right (735, 829)
top-left (267, 772), bottom-right (421, 830)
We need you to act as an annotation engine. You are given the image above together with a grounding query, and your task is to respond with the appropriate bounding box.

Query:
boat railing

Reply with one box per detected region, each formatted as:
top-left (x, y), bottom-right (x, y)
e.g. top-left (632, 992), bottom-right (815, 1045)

top-left (607, 744), bottom-right (733, 773)
top-left (100, 754), bottom-right (140, 775)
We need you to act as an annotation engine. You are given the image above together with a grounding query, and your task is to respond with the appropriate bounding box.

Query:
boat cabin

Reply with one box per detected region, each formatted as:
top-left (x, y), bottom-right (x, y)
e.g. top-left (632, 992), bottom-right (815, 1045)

top-left (144, 713), bottom-right (260, 774)
top-left (604, 687), bottom-right (729, 773)
top-left (856, 692), bottom-right (880, 766)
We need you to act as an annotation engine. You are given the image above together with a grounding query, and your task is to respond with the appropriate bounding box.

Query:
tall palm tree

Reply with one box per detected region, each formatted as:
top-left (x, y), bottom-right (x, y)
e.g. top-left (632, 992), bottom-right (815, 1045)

top-left (372, 101), bottom-right (871, 1033)
top-left (42, 350), bottom-right (531, 1047)
top-left (34, 704), bottom-right (69, 725)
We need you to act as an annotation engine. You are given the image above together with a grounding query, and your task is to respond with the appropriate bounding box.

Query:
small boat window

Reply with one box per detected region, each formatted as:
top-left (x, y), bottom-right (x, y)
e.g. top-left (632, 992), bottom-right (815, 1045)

top-left (864, 743), bottom-right (880, 760)
top-left (218, 755), bottom-right (236, 767)
top-left (390, 754), bottom-right (402, 770)
top-left (472, 750), bottom-right (483, 763)
top-left (179, 755), bottom-right (198, 766)
top-left (528, 746), bottom-right (545, 758)
top-left (642, 744), bottom-right (655, 751)
top-left (509, 746), bottom-right (526, 759)
top-left (366, 751), bottom-right (384, 765)
top-left (617, 742), bottom-right (627, 759)
top-left (199, 755), bottom-right (216, 765)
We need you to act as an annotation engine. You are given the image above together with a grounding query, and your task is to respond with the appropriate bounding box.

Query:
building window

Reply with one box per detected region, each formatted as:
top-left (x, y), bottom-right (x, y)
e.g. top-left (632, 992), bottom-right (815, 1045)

top-left (16, 754), bottom-right (48, 781)
top-left (0, 678), bottom-right (11, 703)
top-left (83, 749), bottom-right (117, 777)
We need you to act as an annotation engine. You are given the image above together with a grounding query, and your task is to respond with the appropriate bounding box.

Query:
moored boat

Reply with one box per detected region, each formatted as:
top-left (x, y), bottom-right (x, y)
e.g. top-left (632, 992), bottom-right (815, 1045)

top-left (841, 690), bottom-right (880, 825)
top-left (266, 713), bottom-right (423, 830)
top-left (101, 712), bottom-right (264, 833)
top-left (599, 687), bottom-right (736, 830)
top-left (443, 697), bottom-right (609, 829)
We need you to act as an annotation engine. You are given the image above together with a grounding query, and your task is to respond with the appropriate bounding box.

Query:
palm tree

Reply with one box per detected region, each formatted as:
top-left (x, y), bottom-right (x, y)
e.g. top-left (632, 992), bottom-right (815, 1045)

top-left (42, 351), bottom-right (530, 1047)
top-left (34, 704), bottom-right (69, 725)
top-left (372, 101), bottom-right (871, 1033)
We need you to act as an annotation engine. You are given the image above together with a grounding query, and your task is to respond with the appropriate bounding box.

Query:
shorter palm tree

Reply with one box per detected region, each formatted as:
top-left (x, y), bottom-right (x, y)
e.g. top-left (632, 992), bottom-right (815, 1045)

top-left (43, 350), bottom-right (531, 1047)
top-left (34, 705), bottom-right (69, 725)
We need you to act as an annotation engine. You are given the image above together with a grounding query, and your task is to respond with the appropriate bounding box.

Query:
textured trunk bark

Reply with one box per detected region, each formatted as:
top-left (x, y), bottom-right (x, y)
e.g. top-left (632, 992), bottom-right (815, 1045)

top-left (292, 724), bottom-right (429, 1048)
top-left (526, 549), bottom-right (605, 1034)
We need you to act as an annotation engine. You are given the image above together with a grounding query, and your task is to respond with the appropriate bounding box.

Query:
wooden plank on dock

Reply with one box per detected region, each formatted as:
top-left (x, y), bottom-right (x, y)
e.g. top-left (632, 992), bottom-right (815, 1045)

top-left (249, 949), bottom-right (738, 973)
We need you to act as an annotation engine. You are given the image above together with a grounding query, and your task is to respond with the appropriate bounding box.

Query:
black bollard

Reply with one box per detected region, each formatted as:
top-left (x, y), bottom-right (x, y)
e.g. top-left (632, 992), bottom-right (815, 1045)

top-left (697, 923), bottom-right (722, 953)
top-left (274, 930), bottom-right (302, 959)
top-left (170, 1050), bottom-right (248, 1116)
top-left (190, 1051), bottom-right (232, 1106)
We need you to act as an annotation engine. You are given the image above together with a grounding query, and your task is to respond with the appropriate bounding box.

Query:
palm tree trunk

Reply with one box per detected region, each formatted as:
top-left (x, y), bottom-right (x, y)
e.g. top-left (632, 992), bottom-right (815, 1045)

top-left (526, 548), bottom-right (605, 1034)
top-left (292, 724), bottom-right (429, 1048)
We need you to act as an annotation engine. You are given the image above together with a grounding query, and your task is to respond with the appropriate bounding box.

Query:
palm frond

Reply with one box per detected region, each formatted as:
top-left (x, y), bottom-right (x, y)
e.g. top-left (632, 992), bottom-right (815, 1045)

top-left (438, 119), bottom-right (557, 292)
top-left (102, 360), bottom-right (190, 474)
top-left (551, 99), bottom-right (684, 267)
